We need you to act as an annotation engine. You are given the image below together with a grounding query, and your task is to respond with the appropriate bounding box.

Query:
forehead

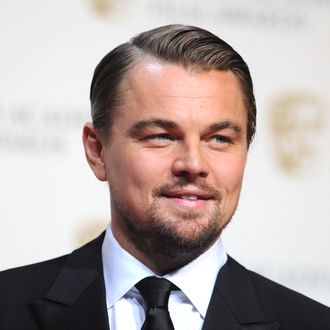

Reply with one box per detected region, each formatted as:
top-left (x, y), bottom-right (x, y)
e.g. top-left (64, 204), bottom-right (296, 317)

top-left (126, 59), bottom-right (243, 97)
top-left (114, 59), bottom-right (247, 129)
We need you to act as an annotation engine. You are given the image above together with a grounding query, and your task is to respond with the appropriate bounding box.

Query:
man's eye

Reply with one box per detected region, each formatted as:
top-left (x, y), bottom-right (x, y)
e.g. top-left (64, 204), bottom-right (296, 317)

top-left (141, 133), bottom-right (176, 147)
top-left (148, 134), bottom-right (174, 141)
top-left (208, 135), bottom-right (232, 148)
top-left (212, 135), bottom-right (231, 143)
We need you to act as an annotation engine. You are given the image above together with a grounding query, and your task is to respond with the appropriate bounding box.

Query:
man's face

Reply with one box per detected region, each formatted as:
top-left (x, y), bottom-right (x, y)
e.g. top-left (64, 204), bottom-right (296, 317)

top-left (91, 59), bottom-right (248, 268)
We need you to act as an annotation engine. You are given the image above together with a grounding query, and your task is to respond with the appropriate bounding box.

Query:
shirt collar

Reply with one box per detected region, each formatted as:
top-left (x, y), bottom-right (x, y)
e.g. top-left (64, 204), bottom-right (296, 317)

top-left (164, 237), bottom-right (227, 317)
top-left (102, 225), bottom-right (227, 317)
top-left (102, 225), bottom-right (154, 308)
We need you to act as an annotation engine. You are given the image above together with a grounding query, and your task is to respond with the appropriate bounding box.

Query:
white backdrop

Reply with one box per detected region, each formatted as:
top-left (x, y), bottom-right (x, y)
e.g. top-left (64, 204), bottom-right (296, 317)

top-left (1, 0), bottom-right (329, 306)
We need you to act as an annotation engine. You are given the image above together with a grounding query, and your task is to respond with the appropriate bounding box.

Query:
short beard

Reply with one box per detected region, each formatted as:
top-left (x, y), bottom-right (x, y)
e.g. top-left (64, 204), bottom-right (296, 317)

top-left (136, 203), bottom-right (223, 260)
top-left (112, 181), bottom-right (229, 269)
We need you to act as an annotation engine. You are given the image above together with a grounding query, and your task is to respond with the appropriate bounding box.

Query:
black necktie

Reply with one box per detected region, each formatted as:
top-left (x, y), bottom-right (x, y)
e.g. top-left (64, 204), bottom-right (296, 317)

top-left (136, 276), bottom-right (175, 330)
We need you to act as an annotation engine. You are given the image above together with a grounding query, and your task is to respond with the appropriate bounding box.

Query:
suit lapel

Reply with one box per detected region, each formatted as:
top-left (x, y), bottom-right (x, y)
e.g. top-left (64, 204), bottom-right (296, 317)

top-left (32, 233), bottom-right (110, 330)
top-left (202, 257), bottom-right (280, 330)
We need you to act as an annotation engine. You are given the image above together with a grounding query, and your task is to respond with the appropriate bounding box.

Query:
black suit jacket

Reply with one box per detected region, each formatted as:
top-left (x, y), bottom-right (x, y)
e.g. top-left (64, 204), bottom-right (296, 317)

top-left (1, 233), bottom-right (330, 330)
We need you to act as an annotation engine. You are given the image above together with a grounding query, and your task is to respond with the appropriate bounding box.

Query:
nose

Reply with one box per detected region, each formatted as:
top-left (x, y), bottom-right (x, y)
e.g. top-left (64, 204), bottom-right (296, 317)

top-left (171, 141), bottom-right (209, 180)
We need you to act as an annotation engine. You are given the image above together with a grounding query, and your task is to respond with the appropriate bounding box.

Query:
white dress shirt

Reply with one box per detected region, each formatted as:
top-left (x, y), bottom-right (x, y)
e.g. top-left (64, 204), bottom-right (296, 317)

top-left (101, 225), bottom-right (227, 330)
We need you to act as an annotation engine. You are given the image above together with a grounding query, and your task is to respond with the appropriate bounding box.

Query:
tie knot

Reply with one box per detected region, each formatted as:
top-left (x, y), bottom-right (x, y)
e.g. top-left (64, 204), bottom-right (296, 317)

top-left (136, 276), bottom-right (174, 308)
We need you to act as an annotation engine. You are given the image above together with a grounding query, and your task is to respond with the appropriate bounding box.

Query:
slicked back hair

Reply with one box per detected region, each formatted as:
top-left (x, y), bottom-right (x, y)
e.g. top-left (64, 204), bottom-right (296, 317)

top-left (90, 24), bottom-right (256, 145)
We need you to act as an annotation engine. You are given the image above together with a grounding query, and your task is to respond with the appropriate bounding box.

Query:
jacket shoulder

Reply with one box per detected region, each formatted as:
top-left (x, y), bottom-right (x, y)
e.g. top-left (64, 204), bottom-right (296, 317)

top-left (0, 255), bottom-right (67, 302)
top-left (0, 233), bottom-right (105, 329)
top-left (0, 256), bottom-right (67, 329)
top-left (247, 266), bottom-right (330, 328)
top-left (0, 232), bottom-right (105, 300)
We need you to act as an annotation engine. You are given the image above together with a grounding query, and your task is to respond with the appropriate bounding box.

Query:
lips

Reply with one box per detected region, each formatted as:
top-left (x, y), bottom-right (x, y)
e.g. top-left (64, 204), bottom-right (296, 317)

top-left (177, 195), bottom-right (199, 200)
top-left (162, 190), bottom-right (213, 201)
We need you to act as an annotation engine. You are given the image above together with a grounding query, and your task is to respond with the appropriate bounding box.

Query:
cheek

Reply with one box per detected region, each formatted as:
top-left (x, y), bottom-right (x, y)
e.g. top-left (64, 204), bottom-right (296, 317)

top-left (212, 159), bottom-right (245, 220)
top-left (211, 155), bottom-right (246, 194)
top-left (109, 150), bottom-right (169, 193)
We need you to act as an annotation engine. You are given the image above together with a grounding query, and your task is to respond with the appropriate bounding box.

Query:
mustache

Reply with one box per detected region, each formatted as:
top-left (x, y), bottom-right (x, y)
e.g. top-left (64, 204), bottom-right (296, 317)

top-left (152, 181), bottom-right (222, 201)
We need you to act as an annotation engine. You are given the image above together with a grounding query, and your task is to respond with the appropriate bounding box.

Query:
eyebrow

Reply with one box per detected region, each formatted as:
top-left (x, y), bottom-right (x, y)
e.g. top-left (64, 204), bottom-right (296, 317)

top-left (207, 121), bottom-right (243, 135)
top-left (128, 118), bottom-right (179, 135)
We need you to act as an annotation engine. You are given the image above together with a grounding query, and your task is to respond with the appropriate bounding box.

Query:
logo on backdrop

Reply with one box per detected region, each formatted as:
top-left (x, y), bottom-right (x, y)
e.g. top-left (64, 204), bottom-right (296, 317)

top-left (89, 0), bottom-right (127, 17)
top-left (270, 92), bottom-right (326, 176)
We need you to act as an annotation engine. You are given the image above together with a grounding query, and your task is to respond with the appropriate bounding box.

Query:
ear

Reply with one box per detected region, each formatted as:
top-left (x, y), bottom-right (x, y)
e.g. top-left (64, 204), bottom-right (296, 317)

top-left (82, 123), bottom-right (107, 181)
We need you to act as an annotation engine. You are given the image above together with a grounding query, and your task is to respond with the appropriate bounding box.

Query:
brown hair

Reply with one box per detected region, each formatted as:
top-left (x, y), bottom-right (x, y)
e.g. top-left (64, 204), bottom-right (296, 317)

top-left (90, 24), bottom-right (256, 145)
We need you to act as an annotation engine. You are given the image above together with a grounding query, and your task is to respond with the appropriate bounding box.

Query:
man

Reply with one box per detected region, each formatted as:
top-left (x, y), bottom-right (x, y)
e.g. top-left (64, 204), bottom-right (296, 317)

top-left (1, 25), bottom-right (329, 330)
